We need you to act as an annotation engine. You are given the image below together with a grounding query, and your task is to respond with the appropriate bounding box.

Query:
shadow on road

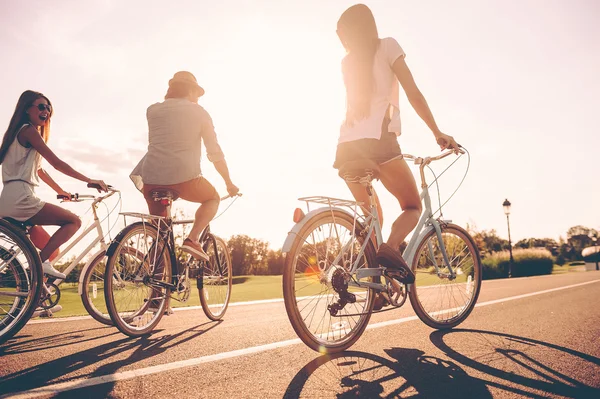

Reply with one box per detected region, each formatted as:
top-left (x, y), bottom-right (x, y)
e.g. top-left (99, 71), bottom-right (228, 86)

top-left (429, 328), bottom-right (600, 398)
top-left (283, 349), bottom-right (492, 398)
top-left (0, 320), bottom-right (222, 397)
top-left (0, 326), bottom-right (120, 356)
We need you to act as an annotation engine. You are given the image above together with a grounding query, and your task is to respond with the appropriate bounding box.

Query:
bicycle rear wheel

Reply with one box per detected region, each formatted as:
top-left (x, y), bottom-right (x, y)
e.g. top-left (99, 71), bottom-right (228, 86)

top-left (199, 235), bottom-right (232, 321)
top-left (283, 210), bottom-right (376, 354)
top-left (409, 223), bottom-right (482, 329)
top-left (80, 250), bottom-right (112, 326)
top-left (0, 220), bottom-right (43, 345)
top-left (105, 222), bottom-right (172, 337)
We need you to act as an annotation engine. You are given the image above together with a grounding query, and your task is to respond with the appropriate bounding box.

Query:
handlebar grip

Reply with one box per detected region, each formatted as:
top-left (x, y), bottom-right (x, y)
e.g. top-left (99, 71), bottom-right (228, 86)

top-left (87, 183), bottom-right (112, 190)
top-left (57, 194), bottom-right (78, 201)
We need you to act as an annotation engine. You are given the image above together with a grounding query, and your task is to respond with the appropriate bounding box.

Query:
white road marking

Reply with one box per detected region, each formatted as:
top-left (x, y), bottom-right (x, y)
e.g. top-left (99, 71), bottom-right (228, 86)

top-left (4, 278), bottom-right (599, 398)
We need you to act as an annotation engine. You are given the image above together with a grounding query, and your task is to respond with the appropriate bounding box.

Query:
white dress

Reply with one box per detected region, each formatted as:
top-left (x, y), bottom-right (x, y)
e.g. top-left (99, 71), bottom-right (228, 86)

top-left (0, 124), bottom-right (45, 221)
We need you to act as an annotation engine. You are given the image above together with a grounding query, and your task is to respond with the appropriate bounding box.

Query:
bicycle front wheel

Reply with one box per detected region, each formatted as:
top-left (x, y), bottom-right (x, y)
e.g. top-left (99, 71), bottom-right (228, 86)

top-left (80, 250), bottom-right (112, 326)
top-left (199, 235), bottom-right (232, 321)
top-left (0, 220), bottom-right (43, 345)
top-left (283, 210), bottom-right (376, 354)
top-left (105, 222), bottom-right (172, 337)
top-left (409, 223), bottom-right (482, 329)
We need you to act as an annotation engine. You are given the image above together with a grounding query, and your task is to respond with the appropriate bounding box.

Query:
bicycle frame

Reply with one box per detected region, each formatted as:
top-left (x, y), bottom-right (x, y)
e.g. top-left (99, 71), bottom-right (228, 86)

top-left (112, 213), bottom-right (224, 293)
top-left (43, 190), bottom-right (119, 290)
top-left (284, 149), bottom-right (463, 292)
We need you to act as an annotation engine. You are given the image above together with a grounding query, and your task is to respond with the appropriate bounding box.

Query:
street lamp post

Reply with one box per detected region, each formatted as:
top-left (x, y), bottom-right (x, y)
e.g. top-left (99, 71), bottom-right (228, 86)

top-left (503, 199), bottom-right (514, 278)
top-left (590, 232), bottom-right (599, 271)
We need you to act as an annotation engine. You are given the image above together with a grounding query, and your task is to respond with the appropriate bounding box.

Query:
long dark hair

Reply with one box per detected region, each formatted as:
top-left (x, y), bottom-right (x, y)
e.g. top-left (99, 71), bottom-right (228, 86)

top-left (337, 4), bottom-right (380, 125)
top-left (0, 90), bottom-right (52, 164)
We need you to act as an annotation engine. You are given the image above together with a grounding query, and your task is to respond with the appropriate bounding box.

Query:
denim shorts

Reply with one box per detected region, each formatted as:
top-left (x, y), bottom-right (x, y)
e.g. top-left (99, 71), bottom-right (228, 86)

top-left (333, 131), bottom-right (402, 170)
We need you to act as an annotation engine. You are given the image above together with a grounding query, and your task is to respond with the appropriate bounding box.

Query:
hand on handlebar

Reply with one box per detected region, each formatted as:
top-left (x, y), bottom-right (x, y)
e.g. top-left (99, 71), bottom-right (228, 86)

top-left (435, 133), bottom-right (460, 154)
top-left (226, 182), bottom-right (240, 197)
top-left (56, 190), bottom-right (74, 201)
top-left (88, 179), bottom-right (109, 192)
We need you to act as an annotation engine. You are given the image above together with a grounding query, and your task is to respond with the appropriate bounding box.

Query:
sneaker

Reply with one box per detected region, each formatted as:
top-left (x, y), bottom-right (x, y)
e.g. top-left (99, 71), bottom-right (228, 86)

top-left (181, 238), bottom-right (210, 261)
top-left (376, 243), bottom-right (415, 284)
top-left (42, 261), bottom-right (66, 280)
top-left (373, 293), bottom-right (390, 311)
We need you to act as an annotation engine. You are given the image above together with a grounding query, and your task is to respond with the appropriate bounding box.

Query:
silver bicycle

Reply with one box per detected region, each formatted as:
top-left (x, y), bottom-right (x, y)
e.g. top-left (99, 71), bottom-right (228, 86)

top-left (282, 148), bottom-right (481, 353)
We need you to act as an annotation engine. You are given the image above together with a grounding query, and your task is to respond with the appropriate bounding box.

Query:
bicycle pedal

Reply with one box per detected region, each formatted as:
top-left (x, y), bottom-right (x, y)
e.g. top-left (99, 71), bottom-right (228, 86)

top-left (33, 305), bottom-right (62, 318)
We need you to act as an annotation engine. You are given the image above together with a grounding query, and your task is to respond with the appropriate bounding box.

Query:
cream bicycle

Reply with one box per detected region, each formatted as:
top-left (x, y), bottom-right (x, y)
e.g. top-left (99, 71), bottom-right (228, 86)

top-left (282, 148), bottom-right (481, 353)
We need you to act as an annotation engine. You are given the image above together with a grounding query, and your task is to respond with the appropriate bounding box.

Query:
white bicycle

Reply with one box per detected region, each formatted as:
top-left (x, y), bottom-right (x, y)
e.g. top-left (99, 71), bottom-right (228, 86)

top-left (0, 184), bottom-right (120, 346)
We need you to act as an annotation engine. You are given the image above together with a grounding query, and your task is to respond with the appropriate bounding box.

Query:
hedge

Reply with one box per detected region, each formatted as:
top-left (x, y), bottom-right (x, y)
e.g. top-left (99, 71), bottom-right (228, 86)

top-left (482, 248), bottom-right (554, 280)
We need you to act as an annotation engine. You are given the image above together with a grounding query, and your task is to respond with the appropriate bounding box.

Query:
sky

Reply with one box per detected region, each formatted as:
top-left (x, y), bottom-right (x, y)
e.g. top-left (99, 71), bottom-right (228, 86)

top-left (0, 0), bottom-right (599, 252)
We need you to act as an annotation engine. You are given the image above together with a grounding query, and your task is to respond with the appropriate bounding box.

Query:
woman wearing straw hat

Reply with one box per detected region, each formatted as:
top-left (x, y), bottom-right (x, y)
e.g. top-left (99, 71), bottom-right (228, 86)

top-left (131, 71), bottom-right (239, 260)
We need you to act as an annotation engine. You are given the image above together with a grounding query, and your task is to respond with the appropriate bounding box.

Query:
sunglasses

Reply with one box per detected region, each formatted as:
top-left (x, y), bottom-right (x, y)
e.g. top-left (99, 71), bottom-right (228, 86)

top-left (31, 103), bottom-right (52, 112)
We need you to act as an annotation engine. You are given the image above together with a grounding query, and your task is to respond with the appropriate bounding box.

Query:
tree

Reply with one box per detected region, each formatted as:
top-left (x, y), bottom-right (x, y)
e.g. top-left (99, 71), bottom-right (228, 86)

top-left (467, 225), bottom-right (509, 256)
top-left (566, 225), bottom-right (598, 260)
top-left (514, 237), bottom-right (559, 254)
top-left (228, 235), bottom-right (269, 275)
top-left (267, 249), bottom-right (285, 275)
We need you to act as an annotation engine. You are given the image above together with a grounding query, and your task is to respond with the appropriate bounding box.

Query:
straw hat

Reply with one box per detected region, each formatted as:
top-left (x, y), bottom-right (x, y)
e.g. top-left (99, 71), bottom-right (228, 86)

top-left (168, 71), bottom-right (205, 97)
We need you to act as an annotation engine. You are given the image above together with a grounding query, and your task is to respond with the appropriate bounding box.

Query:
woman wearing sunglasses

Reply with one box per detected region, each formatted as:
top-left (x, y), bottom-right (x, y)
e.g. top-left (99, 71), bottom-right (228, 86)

top-left (0, 90), bottom-right (108, 279)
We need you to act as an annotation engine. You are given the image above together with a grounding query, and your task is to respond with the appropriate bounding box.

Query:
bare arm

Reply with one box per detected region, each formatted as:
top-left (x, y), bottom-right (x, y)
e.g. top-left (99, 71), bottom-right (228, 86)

top-left (20, 126), bottom-right (108, 190)
top-left (213, 159), bottom-right (239, 197)
top-left (200, 109), bottom-right (239, 196)
top-left (393, 57), bottom-right (458, 150)
top-left (37, 168), bottom-right (69, 196)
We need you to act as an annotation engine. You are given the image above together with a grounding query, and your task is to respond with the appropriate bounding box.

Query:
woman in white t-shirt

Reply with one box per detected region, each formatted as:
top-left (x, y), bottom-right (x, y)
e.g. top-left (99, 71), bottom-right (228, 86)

top-left (335, 4), bottom-right (459, 283)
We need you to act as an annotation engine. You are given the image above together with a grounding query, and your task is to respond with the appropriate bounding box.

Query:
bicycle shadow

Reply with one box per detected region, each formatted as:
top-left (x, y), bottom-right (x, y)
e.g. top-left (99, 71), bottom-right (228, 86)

top-left (0, 326), bottom-right (119, 355)
top-left (429, 329), bottom-right (600, 398)
top-left (0, 320), bottom-right (222, 397)
top-left (283, 349), bottom-right (492, 398)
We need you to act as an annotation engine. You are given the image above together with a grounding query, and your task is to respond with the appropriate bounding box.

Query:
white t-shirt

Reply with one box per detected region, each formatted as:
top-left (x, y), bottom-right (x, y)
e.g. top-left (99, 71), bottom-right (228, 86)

top-left (339, 37), bottom-right (405, 144)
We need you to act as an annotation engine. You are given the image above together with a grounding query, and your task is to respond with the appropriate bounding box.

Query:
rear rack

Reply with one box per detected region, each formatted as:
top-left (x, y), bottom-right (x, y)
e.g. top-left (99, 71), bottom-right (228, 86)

top-left (298, 196), bottom-right (363, 208)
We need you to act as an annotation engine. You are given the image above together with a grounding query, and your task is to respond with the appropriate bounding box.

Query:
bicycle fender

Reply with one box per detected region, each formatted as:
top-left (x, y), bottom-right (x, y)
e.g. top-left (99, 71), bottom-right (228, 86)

top-left (77, 248), bottom-right (106, 295)
top-left (105, 222), bottom-right (144, 258)
top-left (282, 207), bottom-right (356, 253)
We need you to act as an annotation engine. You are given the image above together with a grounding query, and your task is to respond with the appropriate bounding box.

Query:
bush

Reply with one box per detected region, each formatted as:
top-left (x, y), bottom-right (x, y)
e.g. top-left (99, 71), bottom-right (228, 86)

top-left (482, 248), bottom-right (554, 279)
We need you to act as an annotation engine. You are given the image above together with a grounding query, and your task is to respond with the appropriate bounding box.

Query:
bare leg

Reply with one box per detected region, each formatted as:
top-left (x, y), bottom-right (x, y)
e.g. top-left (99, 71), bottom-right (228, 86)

top-left (26, 203), bottom-right (82, 262)
top-left (29, 226), bottom-right (59, 261)
top-left (345, 182), bottom-right (383, 226)
top-left (188, 198), bottom-right (220, 242)
top-left (379, 158), bottom-right (422, 251)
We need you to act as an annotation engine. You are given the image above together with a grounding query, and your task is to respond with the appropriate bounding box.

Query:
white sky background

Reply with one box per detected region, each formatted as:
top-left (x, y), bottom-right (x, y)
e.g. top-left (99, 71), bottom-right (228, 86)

top-left (0, 0), bottom-right (598, 252)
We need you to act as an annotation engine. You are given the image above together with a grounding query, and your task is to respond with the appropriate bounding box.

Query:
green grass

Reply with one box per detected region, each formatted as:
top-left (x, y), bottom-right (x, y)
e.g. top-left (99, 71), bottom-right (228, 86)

top-left (35, 275), bottom-right (287, 319)
top-left (552, 264), bottom-right (571, 274)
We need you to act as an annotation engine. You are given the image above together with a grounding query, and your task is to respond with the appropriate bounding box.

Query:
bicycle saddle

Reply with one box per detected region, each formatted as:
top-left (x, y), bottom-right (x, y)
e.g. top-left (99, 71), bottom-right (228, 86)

top-left (2, 217), bottom-right (30, 231)
top-left (149, 188), bottom-right (180, 201)
top-left (338, 159), bottom-right (381, 182)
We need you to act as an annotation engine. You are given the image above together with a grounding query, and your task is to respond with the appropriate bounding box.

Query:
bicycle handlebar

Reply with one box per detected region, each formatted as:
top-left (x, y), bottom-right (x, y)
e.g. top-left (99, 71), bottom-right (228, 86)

top-left (220, 193), bottom-right (243, 201)
top-left (57, 186), bottom-right (119, 202)
top-left (403, 146), bottom-right (465, 166)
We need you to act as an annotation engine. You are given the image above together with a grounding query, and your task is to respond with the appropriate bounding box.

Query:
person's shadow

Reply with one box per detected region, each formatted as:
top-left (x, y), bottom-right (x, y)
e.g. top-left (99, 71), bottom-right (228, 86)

top-left (0, 320), bottom-right (222, 398)
top-left (429, 329), bottom-right (600, 398)
top-left (283, 348), bottom-right (492, 398)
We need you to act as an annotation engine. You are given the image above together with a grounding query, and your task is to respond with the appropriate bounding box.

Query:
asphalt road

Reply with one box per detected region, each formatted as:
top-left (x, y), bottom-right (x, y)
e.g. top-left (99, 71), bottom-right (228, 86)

top-left (1, 271), bottom-right (599, 399)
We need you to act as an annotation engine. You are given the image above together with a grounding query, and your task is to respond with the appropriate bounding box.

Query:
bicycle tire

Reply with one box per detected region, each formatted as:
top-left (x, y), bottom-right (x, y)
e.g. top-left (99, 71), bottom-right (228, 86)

top-left (283, 210), bottom-right (376, 354)
top-left (0, 220), bottom-right (43, 345)
top-left (104, 222), bottom-right (172, 337)
top-left (80, 250), bottom-right (112, 326)
top-left (199, 235), bottom-right (232, 321)
top-left (409, 223), bottom-right (482, 329)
